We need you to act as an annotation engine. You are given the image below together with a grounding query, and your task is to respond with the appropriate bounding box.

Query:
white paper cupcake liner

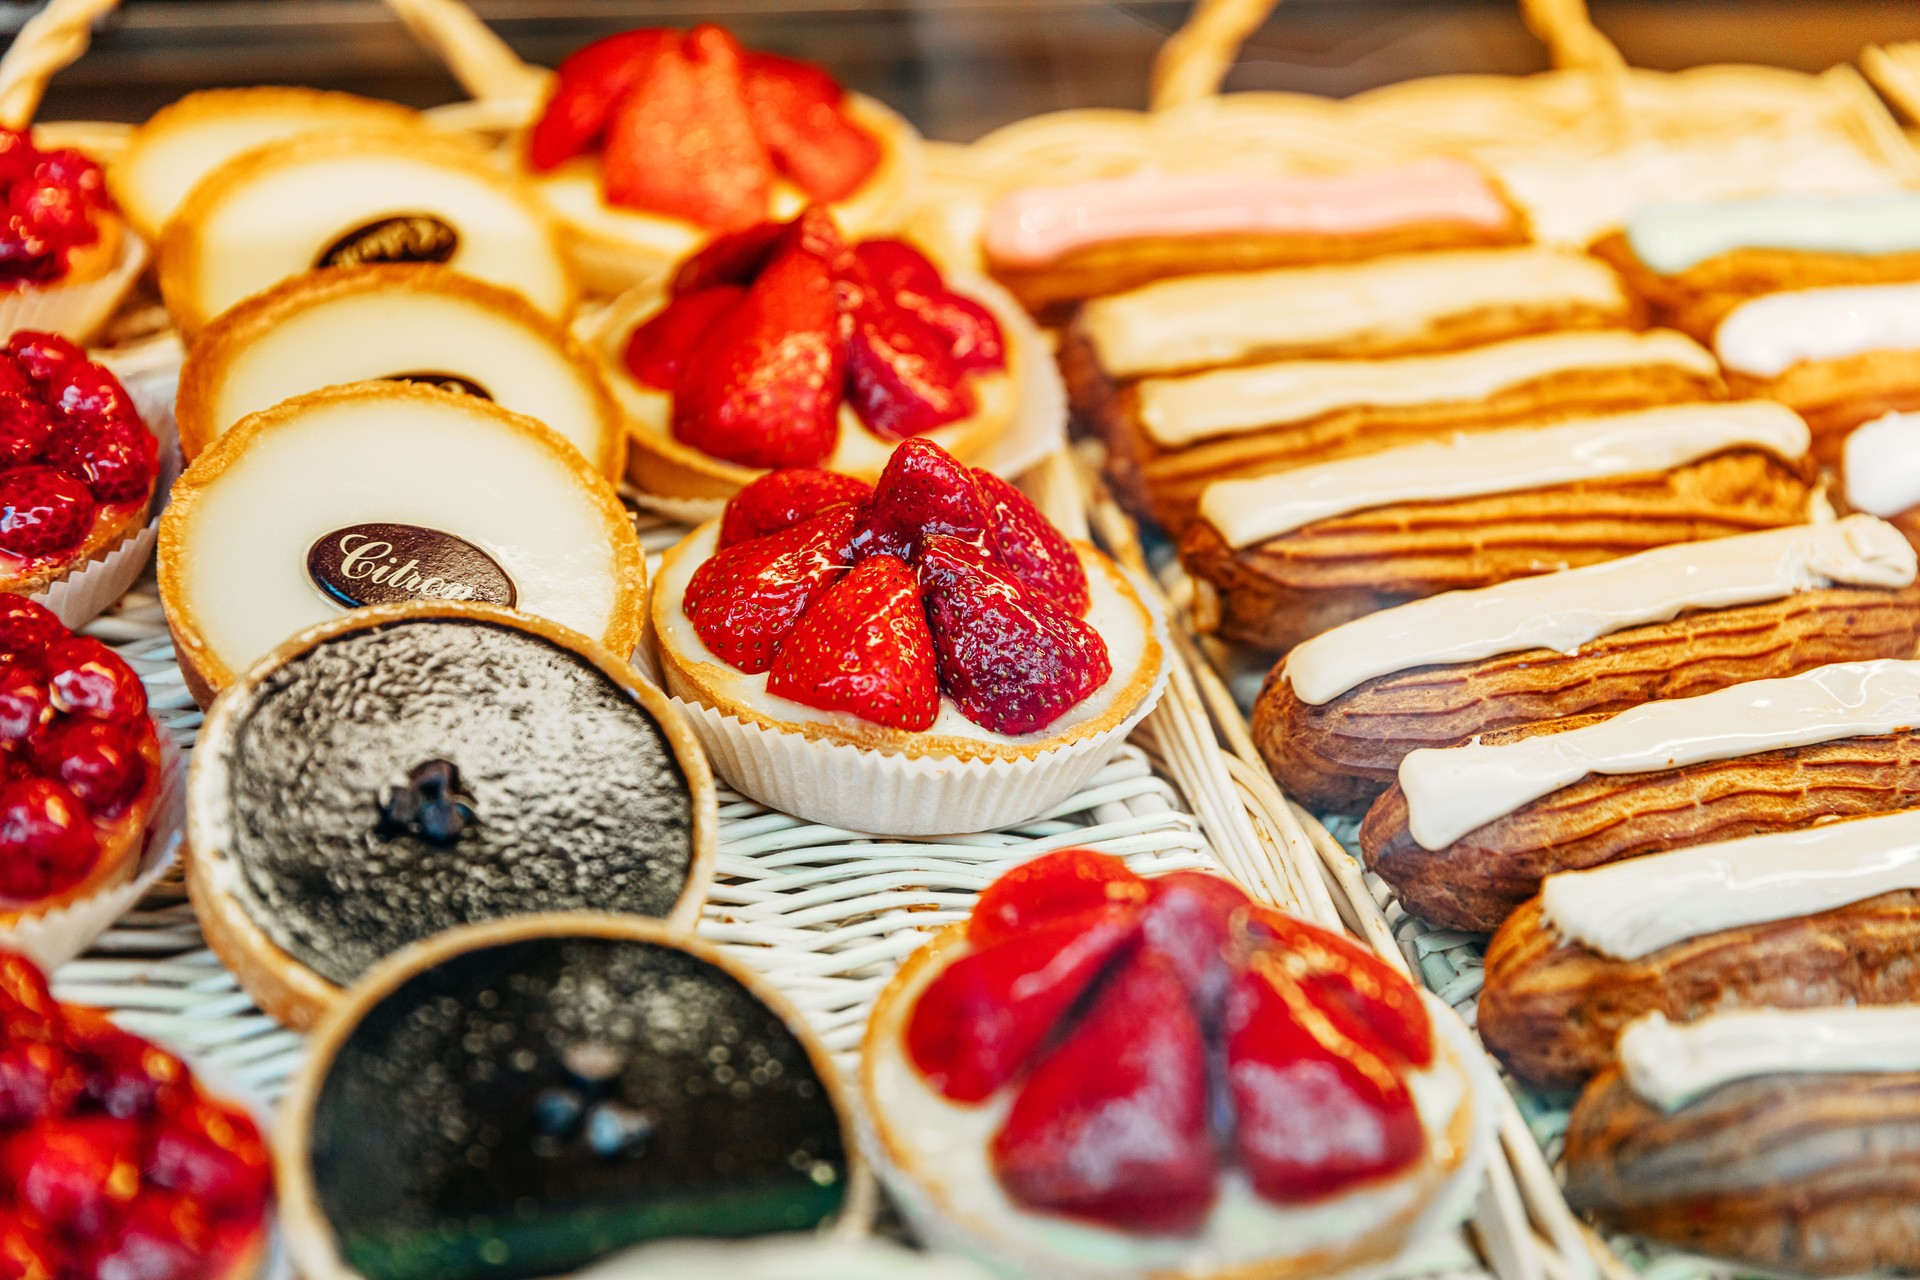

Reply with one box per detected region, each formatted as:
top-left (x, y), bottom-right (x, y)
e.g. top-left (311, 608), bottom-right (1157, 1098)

top-left (0, 731), bottom-right (184, 971)
top-left (0, 231), bottom-right (149, 346)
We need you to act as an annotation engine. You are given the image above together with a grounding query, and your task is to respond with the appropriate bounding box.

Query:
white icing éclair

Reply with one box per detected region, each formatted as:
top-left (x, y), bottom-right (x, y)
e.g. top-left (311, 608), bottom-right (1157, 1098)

top-left (1199, 401), bottom-right (1810, 551)
top-left (1283, 515), bottom-right (1915, 706)
top-left (1400, 658), bottom-right (1920, 851)
top-left (1620, 1007), bottom-right (1920, 1113)
top-left (1135, 328), bottom-right (1717, 450)
top-left (1844, 410), bottom-right (1920, 519)
top-left (1540, 806), bottom-right (1920, 962)
top-left (1715, 280), bottom-right (1920, 379)
top-left (1079, 247), bottom-right (1629, 380)
top-left (1625, 191), bottom-right (1920, 277)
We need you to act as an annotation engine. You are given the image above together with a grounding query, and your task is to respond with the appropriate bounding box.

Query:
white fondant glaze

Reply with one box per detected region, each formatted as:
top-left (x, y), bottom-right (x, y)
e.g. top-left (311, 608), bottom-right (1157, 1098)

top-left (1620, 1007), bottom-right (1920, 1113)
top-left (1541, 807), bottom-right (1920, 961)
top-left (1625, 191), bottom-right (1920, 277)
top-left (1844, 411), bottom-right (1920, 519)
top-left (1715, 281), bottom-right (1920, 378)
top-left (1135, 328), bottom-right (1716, 449)
top-left (1200, 401), bottom-right (1810, 551)
top-left (1079, 247), bottom-right (1628, 379)
top-left (1283, 516), bottom-right (1915, 706)
top-left (1401, 658), bottom-right (1920, 851)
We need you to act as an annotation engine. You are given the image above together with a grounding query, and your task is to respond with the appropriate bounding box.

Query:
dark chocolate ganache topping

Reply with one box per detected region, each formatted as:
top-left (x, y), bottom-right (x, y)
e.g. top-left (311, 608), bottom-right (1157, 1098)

top-left (309, 935), bottom-right (848, 1280)
top-left (225, 619), bottom-right (695, 986)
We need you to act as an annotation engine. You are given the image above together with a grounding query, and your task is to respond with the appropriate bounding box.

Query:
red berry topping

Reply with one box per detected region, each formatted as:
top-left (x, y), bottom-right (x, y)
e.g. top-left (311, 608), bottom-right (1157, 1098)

top-left (65, 1006), bottom-right (189, 1121)
top-left (905, 290), bottom-right (1006, 374)
top-left (43, 415), bottom-right (158, 505)
top-left (0, 1042), bottom-right (76, 1126)
top-left (766, 555), bottom-right (938, 731)
top-left (0, 1115), bottom-right (142, 1234)
top-left (527, 29), bottom-right (674, 172)
top-left (0, 131), bottom-right (110, 290)
top-left (684, 506), bottom-right (855, 673)
top-left (718, 468), bottom-right (872, 549)
top-left (853, 239), bottom-right (942, 297)
top-left (0, 953), bottom-right (60, 1033)
top-left (850, 437), bottom-right (998, 562)
top-left (31, 719), bottom-right (146, 817)
top-left (42, 359), bottom-right (132, 426)
top-left (972, 468), bottom-right (1090, 615)
top-left (0, 467), bottom-right (96, 561)
top-left (42, 637), bottom-right (145, 723)
top-left (1248, 906), bottom-right (1434, 1068)
top-left (0, 778), bottom-right (99, 900)
top-left (0, 1219), bottom-right (68, 1280)
top-left (844, 284), bottom-right (975, 441)
top-left (968, 847), bottom-right (1148, 948)
top-left (740, 51), bottom-right (882, 204)
top-left (3, 333), bottom-right (83, 385)
top-left (670, 219), bottom-right (789, 297)
top-left (0, 599), bottom-right (59, 653)
top-left (622, 286), bottom-right (743, 391)
top-left (0, 394), bottom-right (52, 468)
top-left (79, 1191), bottom-right (212, 1280)
top-left (144, 1100), bottom-right (271, 1218)
top-left (0, 668), bottom-right (50, 745)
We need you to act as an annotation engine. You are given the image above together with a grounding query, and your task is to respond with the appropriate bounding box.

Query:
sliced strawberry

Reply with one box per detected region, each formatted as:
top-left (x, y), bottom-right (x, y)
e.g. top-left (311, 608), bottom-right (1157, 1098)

top-left (968, 848), bottom-right (1146, 948)
top-left (1226, 956), bottom-right (1425, 1203)
top-left (683, 506), bottom-right (854, 674)
top-left (0, 466), bottom-right (96, 561)
top-left (907, 904), bottom-right (1140, 1103)
top-left (0, 778), bottom-right (98, 901)
top-left (854, 239), bottom-right (942, 297)
top-left (0, 1114), bottom-right (142, 1234)
top-left (850, 438), bottom-right (997, 562)
top-left (742, 52), bottom-right (882, 203)
top-left (844, 285), bottom-right (975, 441)
top-left (972, 468), bottom-right (1089, 616)
top-left (909, 289), bottom-right (1006, 373)
top-left (919, 535), bottom-right (1112, 736)
top-left (603, 24), bottom-right (772, 231)
top-left (1140, 871), bottom-right (1249, 1027)
top-left (671, 220), bottom-right (789, 296)
top-left (1247, 907), bottom-right (1433, 1069)
top-left (527, 29), bottom-right (673, 172)
top-left (767, 555), bottom-right (937, 730)
top-left (673, 236), bottom-right (843, 469)
top-left (990, 949), bottom-right (1216, 1233)
top-left (623, 286), bottom-right (744, 391)
top-left (717, 468), bottom-right (872, 548)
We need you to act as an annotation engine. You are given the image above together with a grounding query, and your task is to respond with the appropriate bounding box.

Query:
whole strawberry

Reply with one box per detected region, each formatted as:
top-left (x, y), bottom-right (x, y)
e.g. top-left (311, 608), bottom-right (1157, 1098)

top-left (718, 468), bottom-right (873, 548)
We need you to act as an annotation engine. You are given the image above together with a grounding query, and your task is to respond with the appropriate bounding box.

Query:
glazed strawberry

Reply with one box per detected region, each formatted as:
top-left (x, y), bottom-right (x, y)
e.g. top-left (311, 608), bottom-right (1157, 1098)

top-left (972, 468), bottom-right (1089, 615)
top-left (674, 233), bottom-right (844, 469)
top-left (0, 669), bottom-right (48, 745)
top-left (43, 416), bottom-right (158, 505)
top-left (1, 1115), bottom-right (142, 1234)
top-left (767, 555), bottom-right (938, 730)
top-left (1248, 907), bottom-right (1433, 1069)
top-left (0, 468), bottom-right (96, 561)
top-left (603, 26), bottom-right (772, 231)
top-left (844, 285), bottom-right (975, 440)
top-left (528, 29), bottom-right (673, 171)
top-left (80, 1192), bottom-right (211, 1280)
top-left (1226, 956), bottom-right (1425, 1202)
top-left (0, 394), bottom-right (51, 468)
top-left (968, 847), bottom-right (1147, 948)
top-left (907, 291), bottom-right (1005, 374)
top-left (684, 506), bottom-right (855, 673)
top-left (907, 904), bottom-right (1141, 1103)
top-left (671, 220), bottom-right (789, 296)
top-left (1141, 871), bottom-right (1250, 1025)
top-left (741, 52), bottom-right (882, 203)
top-left (31, 719), bottom-right (146, 817)
top-left (0, 778), bottom-right (97, 899)
top-left (717, 468), bottom-right (872, 548)
top-left (0, 953), bottom-right (59, 1032)
top-left (622, 286), bottom-right (744, 390)
top-left (990, 949), bottom-right (1216, 1233)
top-left (850, 438), bottom-right (997, 561)
top-left (919, 536), bottom-right (1112, 736)
top-left (853, 239), bottom-right (942, 297)
top-left (145, 1100), bottom-right (270, 1218)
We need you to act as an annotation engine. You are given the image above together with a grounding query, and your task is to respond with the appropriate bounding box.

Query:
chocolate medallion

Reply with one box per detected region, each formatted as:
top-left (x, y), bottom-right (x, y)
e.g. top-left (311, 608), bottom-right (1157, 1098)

top-left (307, 523), bottom-right (516, 609)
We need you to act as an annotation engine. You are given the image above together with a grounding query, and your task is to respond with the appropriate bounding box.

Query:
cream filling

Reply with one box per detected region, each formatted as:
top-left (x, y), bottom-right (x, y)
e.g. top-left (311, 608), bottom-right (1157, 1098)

top-left (188, 154), bottom-right (572, 322)
top-left (1200, 401), bottom-right (1810, 551)
top-left (657, 522), bottom-right (1144, 748)
top-left (1715, 281), bottom-right (1920, 379)
top-left (1079, 247), bottom-right (1628, 379)
top-left (1620, 1008), bottom-right (1920, 1113)
top-left (1540, 807), bottom-right (1920, 961)
top-left (203, 289), bottom-right (610, 467)
top-left (867, 943), bottom-right (1468, 1275)
top-left (174, 395), bottom-right (628, 677)
top-left (1625, 191), bottom-right (1920, 277)
top-left (1135, 328), bottom-right (1717, 449)
top-left (1400, 658), bottom-right (1920, 851)
top-left (1844, 410), bottom-right (1920, 519)
top-left (1283, 516), bottom-right (1915, 706)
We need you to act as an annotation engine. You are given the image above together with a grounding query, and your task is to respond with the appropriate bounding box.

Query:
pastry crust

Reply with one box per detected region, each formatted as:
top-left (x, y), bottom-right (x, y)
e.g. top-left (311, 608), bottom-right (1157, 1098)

top-left (1480, 890), bottom-right (1920, 1089)
top-left (0, 728), bottom-right (162, 926)
top-left (175, 263), bottom-right (626, 480)
top-left (1254, 581), bottom-right (1920, 814)
top-left (1362, 719), bottom-right (1920, 933)
top-left (1178, 447), bottom-right (1816, 652)
top-left (1727, 348), bottom-right (1920, 469)
top-left (1564, 1065), bottom-right (1920, 1275)
top-left (185, 602), bottom-right (718, 1032)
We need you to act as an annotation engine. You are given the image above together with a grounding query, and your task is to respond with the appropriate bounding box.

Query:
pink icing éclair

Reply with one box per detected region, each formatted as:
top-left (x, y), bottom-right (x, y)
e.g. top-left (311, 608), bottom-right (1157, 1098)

top-left (984, 157), bottom-right (1514, 270)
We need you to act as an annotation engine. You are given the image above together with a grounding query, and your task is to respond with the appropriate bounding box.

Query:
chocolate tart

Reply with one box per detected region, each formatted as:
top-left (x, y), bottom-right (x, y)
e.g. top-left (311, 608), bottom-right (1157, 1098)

top-left (277, 913), bottom-right (865, 1280)
top-left (177, 264), bottom-right (624, 479)
top-left (157, 381), bottom-right (647, 703)
top-left (186, 604), bottom-right (715, 1030)
top-left (158, 130), bottom-right (575, 334)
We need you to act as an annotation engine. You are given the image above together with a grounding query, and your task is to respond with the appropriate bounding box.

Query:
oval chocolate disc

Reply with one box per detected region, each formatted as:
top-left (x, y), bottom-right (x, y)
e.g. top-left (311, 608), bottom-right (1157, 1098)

top-left (381, 371), bottom-right (494, 401)
top-left (316, 214), bottom-right (459, 269)
top-left (307, 523), bottom-right (516, 609)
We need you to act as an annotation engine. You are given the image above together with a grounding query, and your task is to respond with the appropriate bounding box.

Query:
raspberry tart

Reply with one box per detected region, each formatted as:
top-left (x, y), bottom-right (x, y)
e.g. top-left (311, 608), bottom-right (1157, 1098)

top-left (652, 440), bottom-right (1165, 834)
top-left (521, 24), bottom-right (921, 293)
top-left (279, 915), bottom-right (858, 1280)
top-left (600, 207), bottom-right (1027, 508)
top-left (0, 127), bottom-right (146, 344)
top-left (0, 952), bottom-right (274, 1280)
top-left (863, 850), bottom-right (1488, 1279)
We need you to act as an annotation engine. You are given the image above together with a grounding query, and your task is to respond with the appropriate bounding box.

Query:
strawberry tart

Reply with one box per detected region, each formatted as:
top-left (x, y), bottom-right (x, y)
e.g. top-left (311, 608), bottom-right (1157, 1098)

top-left (601, 207), bottom-right (1025, 507)
top-left (0, 128), bottom-right (146, 343)
top-left (0, 951), bottom-right (273, 1280)
top-left (522, 24), bottom-right (921, 293)
top-left (651, 440), bottom-right (1165, 834)
top-left (862, 850), bottom-right (1487, 1279)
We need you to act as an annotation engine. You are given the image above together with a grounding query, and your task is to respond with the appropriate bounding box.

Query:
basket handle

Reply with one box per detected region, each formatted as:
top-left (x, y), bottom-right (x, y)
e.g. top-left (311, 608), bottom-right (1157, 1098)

top-left (0, 0), bottom-right (121, 130)
top-left (1150, 0), bottom-right (1626, 112)
top-left (377, 0), bottom-right (546, 105)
